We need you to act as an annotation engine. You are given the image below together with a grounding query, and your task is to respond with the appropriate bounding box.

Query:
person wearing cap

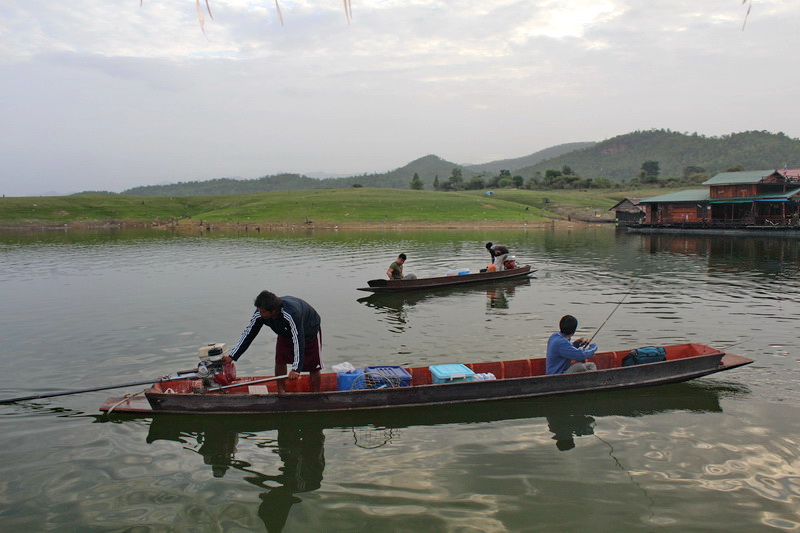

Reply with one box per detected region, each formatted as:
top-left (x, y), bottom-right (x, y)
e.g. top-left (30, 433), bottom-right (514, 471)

top-left (546, 315), bottom-right (598, 375)
top-left (485, 242), bottom-right (510, 270)
top-left (386, 253), bottom-right (417, 280)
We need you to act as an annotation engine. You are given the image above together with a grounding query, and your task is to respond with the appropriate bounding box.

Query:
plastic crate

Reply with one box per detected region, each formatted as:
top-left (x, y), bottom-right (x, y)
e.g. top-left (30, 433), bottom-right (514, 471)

top-left (429, 363), bottom-right (475, 384)
top-left (362, 365), bottom-right (412, 388)
top-left (337, 369), bottom-right (365, 391)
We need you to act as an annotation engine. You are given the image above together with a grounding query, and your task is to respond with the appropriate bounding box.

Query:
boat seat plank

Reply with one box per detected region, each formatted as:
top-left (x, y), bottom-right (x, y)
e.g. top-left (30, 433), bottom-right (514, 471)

top-left (502, 359), bottom-right (532, 379)
top-left (468, 362), bottom-right (503, 377)
top-left (592, 353), bottom-right (617, 370)
top-left (409, 366), bottom-right (432, 385)
top-left (529, 358), bottom-right (546, 376)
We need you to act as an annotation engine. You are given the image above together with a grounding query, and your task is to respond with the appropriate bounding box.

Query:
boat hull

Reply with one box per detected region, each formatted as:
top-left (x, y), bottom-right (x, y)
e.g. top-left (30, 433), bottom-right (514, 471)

top-left (100, 344), bottom-right (752, 415)
top-left (357, 265), bottom-right (534, 292)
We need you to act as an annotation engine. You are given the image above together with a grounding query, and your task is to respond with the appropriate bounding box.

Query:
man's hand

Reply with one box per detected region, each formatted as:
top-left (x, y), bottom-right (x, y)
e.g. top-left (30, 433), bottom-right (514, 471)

top-left (221, 355), bottom-right (233, 365)
top-left (288, 370), bottom-right (300, 380)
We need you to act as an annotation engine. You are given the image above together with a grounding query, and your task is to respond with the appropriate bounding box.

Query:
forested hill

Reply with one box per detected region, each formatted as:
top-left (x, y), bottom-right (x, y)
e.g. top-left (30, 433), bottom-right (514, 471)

top-left (118, 130), bottom-right (800, 196)
top-left (516, 130), bottom-right (800, 181)
top-left (464, 142), bottom-right (595, 174)
top-left (122, 155), bottom-right (466, 196)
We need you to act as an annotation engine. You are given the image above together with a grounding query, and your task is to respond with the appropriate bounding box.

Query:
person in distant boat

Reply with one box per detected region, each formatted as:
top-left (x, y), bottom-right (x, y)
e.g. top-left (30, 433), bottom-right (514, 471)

top-left (545, 315), bottom-right (598, 375)
top-left (485, 242), bottom-right (510, 270)
top-left (386, 253), bottom-right (417, 280)
top-left (223, 290), bottom-right (323, 393)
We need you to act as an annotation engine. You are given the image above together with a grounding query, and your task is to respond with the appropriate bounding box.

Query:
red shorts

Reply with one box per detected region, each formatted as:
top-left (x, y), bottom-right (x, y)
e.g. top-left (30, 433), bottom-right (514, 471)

top-left (275, 328), bottom-right (323, 372)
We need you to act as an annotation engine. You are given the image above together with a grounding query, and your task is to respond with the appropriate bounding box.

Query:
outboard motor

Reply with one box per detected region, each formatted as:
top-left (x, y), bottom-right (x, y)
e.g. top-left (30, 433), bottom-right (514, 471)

top-left (503, 255), bottom-right (517, 270)
top-left (197, 343), bottom-right (236, 388)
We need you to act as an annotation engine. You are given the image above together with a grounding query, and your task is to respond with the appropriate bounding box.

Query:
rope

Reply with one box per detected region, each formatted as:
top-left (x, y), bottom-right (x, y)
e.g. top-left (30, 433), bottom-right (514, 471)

top-left (106, 388), bottom-right (148, 414)
top-left (350, 371), bottom-right (406, 390)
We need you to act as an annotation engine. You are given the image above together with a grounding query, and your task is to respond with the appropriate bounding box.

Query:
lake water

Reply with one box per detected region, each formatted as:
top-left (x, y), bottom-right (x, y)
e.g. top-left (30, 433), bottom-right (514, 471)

top-left (1, 226), bottom-right (798, 532)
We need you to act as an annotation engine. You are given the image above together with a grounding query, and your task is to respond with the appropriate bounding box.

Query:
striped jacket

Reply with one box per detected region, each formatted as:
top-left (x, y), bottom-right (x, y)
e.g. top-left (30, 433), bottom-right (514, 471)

top-left (229, 296), bottom-right (321, 371)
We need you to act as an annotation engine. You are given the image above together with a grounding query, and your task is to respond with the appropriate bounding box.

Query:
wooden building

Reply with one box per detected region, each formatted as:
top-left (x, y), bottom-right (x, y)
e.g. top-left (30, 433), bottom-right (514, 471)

top-left (638, 169), bottom-right (800, 228)
top-left (608, 198), bottom-right (645, 226)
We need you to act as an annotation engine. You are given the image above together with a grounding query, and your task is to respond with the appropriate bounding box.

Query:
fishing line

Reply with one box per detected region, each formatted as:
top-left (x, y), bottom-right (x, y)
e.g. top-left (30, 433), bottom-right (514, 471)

top-left (594, 433), bottom-right (667, 532)
top-left (586, 278), bottom-right (640, 345)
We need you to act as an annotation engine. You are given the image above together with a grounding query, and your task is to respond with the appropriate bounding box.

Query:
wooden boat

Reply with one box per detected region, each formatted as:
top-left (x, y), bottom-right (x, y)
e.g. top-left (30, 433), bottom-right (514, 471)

top-left (357, 265), bottom-right (535, 292)
top-left (100, 343), bottom-right (752, 415)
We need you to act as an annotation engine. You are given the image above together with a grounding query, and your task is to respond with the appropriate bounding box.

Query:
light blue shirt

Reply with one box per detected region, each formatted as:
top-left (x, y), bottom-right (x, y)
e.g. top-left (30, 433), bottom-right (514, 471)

top-left (546, 332), bottom-right (598, 375)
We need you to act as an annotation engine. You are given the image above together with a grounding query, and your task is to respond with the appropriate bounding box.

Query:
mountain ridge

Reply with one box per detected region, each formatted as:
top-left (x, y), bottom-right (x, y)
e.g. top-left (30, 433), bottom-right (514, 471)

top-left (116, 129), bottom-right (800, 196)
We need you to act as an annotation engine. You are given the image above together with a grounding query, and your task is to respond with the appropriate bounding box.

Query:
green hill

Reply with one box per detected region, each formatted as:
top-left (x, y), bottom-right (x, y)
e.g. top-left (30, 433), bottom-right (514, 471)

top-left (464, 142), bottom-right (595, 174)
top-left (114, 129), bottom-right (800, 196)
top-left (0, 188), bottom-right (626, 227)
top-left (515, 130), bottom-right (800, 181)
top-left (122, 155), bottom-right (473, 196)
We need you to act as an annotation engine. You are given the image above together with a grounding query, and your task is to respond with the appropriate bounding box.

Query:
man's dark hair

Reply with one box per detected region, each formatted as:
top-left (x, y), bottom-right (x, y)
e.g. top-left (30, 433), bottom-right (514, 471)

top-left (485, 242), bottom-right (493, 250)
top-left (398, 253), bottom-right (407, 260)
top-left (254, 290), bottom-right (282, 311)
top-left (559, 315), bottom-right (578, 336)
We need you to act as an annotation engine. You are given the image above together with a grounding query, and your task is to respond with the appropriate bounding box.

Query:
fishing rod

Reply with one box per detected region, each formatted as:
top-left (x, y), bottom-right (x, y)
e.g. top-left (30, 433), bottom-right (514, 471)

top-left (0, 370), bottom-right (199, 405)
top-left (585, 278), bottom-right (640, 346)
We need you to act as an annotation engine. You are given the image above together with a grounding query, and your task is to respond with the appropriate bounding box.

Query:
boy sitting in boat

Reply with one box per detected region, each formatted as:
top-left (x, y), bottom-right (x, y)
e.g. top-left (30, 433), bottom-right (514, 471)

top-left (546, 315), bottom-right (598, 375)
top-left (387, 253), bottom-right (417, 280)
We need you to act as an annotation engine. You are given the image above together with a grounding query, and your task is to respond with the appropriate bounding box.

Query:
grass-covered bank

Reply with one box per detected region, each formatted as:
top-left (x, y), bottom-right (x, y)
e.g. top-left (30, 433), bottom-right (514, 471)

top-left (0, 187), bottom-right (669, 229)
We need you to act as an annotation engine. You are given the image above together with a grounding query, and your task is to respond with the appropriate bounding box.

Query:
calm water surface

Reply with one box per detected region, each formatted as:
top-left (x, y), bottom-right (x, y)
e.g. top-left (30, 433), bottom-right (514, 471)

top-left (1, 226), bottom-right (798, 532)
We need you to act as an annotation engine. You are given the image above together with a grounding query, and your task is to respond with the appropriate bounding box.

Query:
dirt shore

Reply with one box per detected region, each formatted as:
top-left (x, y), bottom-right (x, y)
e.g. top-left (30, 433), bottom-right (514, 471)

top-left (0, 218), bottom-right (608, 232)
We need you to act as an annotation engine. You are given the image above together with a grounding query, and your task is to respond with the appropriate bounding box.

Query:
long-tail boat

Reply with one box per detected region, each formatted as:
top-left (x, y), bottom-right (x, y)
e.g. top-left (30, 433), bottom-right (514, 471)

top-left (357, 264), bottom-right (535, 293)
top-left (100, 343), bottom-right (752, 415)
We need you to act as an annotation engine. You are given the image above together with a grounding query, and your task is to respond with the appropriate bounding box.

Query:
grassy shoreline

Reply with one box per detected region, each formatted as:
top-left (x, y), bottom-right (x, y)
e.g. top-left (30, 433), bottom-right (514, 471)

top-left (0, 187), bottom-right (665, 230)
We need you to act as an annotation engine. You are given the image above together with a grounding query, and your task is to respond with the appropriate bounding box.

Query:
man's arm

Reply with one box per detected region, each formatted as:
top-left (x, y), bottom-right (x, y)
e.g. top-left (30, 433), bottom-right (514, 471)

top-left (227, 310), bottom-right (262, 362)
top-left (557, 339), bottom-right (598, 362)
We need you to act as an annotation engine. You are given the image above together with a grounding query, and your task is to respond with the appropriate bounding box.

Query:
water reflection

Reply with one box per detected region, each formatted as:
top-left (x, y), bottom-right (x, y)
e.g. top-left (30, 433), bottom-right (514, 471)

top-left (148, 418), bottom-right (325, 532)
top-left (357, 278), bottom-right (532, 331)
top-left (546, 413), bottom-right (596, 451)
top-left (637, 233), bottom-right (800, 278)
top-left (144, 382), bottom-right (740, 485)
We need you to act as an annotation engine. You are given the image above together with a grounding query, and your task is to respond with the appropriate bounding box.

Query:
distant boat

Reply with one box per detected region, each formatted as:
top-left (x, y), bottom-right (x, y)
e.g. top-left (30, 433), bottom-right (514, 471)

top-left (357, 265), bottom-right (535, 293)
top-left (100, 343), bottom-right (752, 416)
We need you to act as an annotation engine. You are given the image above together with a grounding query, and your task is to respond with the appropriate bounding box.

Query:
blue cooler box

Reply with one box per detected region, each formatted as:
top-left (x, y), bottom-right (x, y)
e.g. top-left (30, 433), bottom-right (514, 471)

top-left (337, 369), bottom-right (365, 391)
top-left (363, 365), bottom-right (412, 388)
top-left (429, 363), bottom-right (475, 384)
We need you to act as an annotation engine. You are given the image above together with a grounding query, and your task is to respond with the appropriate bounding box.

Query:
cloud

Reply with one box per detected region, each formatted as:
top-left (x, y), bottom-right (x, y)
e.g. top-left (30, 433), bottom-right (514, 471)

top-left (0, 0), bottom-right (798, 195)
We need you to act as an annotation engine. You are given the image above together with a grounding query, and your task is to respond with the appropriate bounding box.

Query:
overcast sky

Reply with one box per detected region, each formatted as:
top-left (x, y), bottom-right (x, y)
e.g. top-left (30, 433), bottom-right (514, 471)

top-left (1, 1), bottom-right (797, 196)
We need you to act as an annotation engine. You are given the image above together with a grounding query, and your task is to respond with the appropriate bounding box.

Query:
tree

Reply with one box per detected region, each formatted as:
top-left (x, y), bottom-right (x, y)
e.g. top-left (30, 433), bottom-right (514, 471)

top-left (641, 160), bottom-right (660, 183)
top-left (433, 175), bottom-right (440, 191)
top-left (682, 166), bottom-right (706, 179)
top-left (545, 169), bottom-right (563, 179)
top-left (447, 168), bottom-right (464, 190)
top-left (409, 172), bottom-right (424, 190)
top-left (512, 175), bottom-right (524, 188)
top-left (466, 176), bottom-right (485, 190)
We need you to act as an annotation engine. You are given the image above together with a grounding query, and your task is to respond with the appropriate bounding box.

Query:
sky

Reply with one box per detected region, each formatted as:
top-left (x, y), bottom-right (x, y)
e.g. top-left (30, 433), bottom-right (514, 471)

top-left (1, 0), bottom-right (798, 196)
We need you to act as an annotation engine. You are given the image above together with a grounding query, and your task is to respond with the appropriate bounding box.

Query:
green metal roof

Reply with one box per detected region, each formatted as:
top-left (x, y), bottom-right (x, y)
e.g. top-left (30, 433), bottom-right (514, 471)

top-left (638, 189), bottom-right (710, 203)
top-left (702, 170), bottom-right (776, 185)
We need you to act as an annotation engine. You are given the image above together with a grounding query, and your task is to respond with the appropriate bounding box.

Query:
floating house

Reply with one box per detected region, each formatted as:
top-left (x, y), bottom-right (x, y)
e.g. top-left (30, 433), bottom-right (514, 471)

top-left (608, 198), bottom-right (645, 226)
top-left (637, 169), bottom-right (800, 228)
